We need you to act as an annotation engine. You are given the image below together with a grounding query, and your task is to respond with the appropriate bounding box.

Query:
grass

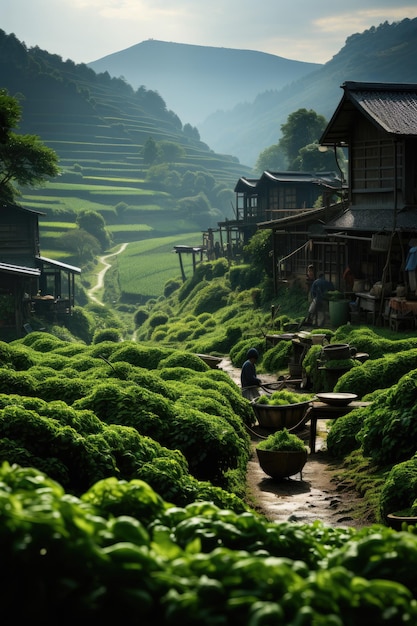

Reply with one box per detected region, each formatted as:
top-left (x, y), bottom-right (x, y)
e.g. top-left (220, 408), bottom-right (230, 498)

top-left (117, 233), bottom-right (202, 299)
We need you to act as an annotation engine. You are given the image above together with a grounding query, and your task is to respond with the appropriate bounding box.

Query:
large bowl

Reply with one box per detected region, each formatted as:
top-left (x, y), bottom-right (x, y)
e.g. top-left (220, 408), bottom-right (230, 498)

top-left (195, 353), bottom-right (222, 369)
top-left (256, 448), bottom-right (308, 479)
top-left (316, 392), bottom-right (358, 407)
top-left (252, 399), bottom-right (312, 430)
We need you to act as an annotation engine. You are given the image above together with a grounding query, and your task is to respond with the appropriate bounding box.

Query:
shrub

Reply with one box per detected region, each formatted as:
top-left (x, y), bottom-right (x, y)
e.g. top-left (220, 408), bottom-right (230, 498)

top-left (257, 428), bottom-right (307, 452)
top-left (92, 328), bottom-right (123, 343)
top-left (379, 455), bottom-right (417, 520)
top-left (148, 312), bottom-right (169, 329)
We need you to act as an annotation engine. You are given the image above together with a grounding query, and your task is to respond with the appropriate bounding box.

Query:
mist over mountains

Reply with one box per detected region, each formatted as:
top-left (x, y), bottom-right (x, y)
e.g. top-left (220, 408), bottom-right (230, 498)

top-left (88, 18), bottom-right (417, 167)
top-left (88, 40), bottom-right (321, 128)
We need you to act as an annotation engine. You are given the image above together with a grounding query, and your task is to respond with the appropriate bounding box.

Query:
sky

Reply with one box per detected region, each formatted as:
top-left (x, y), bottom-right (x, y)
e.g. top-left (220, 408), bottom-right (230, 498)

top-left (1, 1), bottom-right (417, 66)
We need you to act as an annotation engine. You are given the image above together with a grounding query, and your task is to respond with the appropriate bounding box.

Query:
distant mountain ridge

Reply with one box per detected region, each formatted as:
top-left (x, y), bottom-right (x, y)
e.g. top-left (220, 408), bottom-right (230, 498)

top-left (88, 19), bottom-right (417, 167)
top-left (88, 39), bottom-right (321, 127)
top-left (199, 18), bottom-right (417, 165)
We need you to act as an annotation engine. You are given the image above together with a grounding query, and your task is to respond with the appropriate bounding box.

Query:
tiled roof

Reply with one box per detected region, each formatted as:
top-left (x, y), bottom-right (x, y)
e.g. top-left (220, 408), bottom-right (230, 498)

top-left (350, 86), bottom-right (417, 135)
top-left (234, 171), bottom-right (343, 193)
top-left (320, 82), bottom-right (417, 144)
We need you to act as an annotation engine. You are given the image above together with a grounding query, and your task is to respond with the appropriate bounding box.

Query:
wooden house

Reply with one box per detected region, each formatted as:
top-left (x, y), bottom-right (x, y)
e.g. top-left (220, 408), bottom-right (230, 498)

top-left (215, 170), bottom-right (342, 259)
top-left (257, 82), bottom-right (417, 307)
top-left (319, 81), bottom-right (417, 295)
top-left (0, 201), bottom-right (81, 338)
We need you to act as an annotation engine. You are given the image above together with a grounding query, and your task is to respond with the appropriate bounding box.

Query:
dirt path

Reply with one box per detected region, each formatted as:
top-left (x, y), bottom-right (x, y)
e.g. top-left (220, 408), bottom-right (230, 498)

top-left (219, 357), bottom-right (372, 529)
top-left (88, 243), bottom-right (128, 305)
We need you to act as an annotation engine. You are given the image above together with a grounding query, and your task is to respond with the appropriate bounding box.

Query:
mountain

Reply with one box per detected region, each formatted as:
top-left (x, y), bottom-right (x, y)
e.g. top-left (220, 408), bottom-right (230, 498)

top-left (88, 19), bottom-right (417, 167)
top-left (88, 39), bottom-right (321, 128)
top-left (0, 29), bottom-right (252, 242)
top-left (198, 18), bottom-right (417, 165)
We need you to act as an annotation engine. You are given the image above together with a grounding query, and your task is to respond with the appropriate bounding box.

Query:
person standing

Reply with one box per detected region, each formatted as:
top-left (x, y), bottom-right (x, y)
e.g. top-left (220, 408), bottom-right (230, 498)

top-left (306, 264), bottom-right (315, 301)
top-left (241, 348), bottom-right (262, 400)
top-left (308, 273), bottom-right (334, 326)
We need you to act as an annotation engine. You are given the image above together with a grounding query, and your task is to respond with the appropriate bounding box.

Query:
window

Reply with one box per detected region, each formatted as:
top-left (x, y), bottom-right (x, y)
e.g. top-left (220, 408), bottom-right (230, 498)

top-left (352, 140), bottom-right (403, 190)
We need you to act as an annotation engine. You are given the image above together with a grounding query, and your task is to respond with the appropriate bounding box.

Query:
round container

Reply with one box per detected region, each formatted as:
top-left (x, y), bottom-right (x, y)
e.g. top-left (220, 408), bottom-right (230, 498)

top-left (256, 448), bottom-right (308, 479)
top-left (386, 513), bottom-right (417, 531)
top-left (252, 400), bottom-right (311, 430)
top-left (322, 343), bottom-right (351, 360)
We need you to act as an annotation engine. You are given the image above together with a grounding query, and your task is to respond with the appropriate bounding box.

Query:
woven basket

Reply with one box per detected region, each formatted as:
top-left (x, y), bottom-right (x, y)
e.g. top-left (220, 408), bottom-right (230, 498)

top-left (371, 233), bottom-right (390, 252)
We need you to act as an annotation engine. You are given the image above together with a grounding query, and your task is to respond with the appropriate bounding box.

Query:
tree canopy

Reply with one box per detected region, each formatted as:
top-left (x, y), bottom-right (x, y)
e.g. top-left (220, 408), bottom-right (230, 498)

top-left (254, 108), bottom-right (345, 174)
top-left (0, 90), bottom-right (59, 202)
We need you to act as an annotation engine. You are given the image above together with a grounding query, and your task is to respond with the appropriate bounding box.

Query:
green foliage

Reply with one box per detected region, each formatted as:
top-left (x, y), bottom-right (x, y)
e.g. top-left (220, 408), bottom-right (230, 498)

top-left (81, 476), bottom-right (167, 525)
top-left (228, 264), bottom-right (260, 290)
top-left (359, 370), bottom-right (417, 466)
top-left (164, 277), bottom-right (181, 297)
top-left (262, 341), bottom-right (293, 373)
top-left (134, 307), bottom-right (149, 327)
top-left (110, 342), bottom-right (172, 369)
top-left (379, 456), bottom-right (417, 520)
top-left (242, 230), bottom-right (273, 276)
top-left (278, 108), bottom-right (328, 168)
top-left (157, 351), bottom-right (209, 372)
top-left (92, 328), bottom-right (123, 343)
top-left (0, 90), bottom-right (60, 201)
top-left (193, 281), bottom-right (231, 315)
top-left (4, 460), bottom-right (417, 623)
top-left (65, 306), bottom-right (96, 344)
top-left (335, 350), bottom-right (417, 398)
top-left (257, 428), bottom-right (307, 452)
top-left (326, 407), bottom-right (369, 458)
top-left (263, 390), bottom-right (314, 405)
top-left (148, 312), bottom-right (169, 329)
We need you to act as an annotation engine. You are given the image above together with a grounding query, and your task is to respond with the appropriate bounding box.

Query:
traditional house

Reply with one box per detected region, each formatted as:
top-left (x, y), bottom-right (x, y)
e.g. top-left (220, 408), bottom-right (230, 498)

top-left (319, 81), bottom-right (417, 295)
top-left (256, 82), bottom-right (417, 311)
top-left (0, 201), bottom-right (81, 338)
top-left (215, 170), bottom-right (343, 260)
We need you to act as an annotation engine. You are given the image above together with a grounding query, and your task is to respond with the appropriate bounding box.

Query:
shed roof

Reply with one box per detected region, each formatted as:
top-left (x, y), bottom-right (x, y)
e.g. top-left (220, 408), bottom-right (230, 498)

top-left (38, 256), bottom-right (81, 274)
top-left (324, 206), bottom-right (417, 234)
top-left (257, 202), bottom-right (345, 230)
top-left (0, 262), bottom-right (41, 278)
top-left (320, 81), bottom-right (417, 145)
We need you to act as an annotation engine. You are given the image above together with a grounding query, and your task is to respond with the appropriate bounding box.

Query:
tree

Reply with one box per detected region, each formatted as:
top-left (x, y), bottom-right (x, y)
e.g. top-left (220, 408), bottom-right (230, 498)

top-left (279, 109), bottom-right (328, 170)
top-left (76, 209), bottom-right (112, 251)
top-left (59, 229), bottom-right (101, 264)
top-left (295, 142), bottom-right (347, 177)
top-left (158, 140), bottom-right (185, 163)
top-left (0, 90), bottom-right (60, 202)
top-left (183, 123), bottom-right (200, 141)
top-left (142, 137), bottom-right (160, 166)
top-left (255, 143), bottom-right (287, 173)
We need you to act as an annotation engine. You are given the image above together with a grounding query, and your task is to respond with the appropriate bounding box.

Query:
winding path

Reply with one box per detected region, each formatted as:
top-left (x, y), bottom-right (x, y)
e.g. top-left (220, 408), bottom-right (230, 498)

top-left (87, 243), bottom-right (128, 306)
top-left (88, 243), bottom-right (128, 305)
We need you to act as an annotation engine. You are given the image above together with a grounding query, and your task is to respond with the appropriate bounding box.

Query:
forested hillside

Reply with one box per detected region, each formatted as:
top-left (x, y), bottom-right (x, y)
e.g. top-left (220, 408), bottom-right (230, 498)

top-left (0, 29), bottom-right (250, 249)
top-left (199, 18), bottom-right (417, 166)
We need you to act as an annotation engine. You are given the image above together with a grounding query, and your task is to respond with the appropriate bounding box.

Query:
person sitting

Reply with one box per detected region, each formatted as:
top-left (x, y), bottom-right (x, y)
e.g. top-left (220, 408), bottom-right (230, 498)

top-left (241, 348), bottom-right (262, 400)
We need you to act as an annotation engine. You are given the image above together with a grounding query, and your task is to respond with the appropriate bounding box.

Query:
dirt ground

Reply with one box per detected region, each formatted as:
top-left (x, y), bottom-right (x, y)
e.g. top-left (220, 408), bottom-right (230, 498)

top-left (219, 357), bottom-right (371, 529)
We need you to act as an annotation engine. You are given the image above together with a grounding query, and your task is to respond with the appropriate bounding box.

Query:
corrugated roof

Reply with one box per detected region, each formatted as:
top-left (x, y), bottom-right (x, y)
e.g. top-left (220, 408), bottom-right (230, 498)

top-left (38, 256), bottom-right (81, 274)
top-left (320, 82), bottom-right (417, 145)
top-left (0, 262), bottom-right (40, 277)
